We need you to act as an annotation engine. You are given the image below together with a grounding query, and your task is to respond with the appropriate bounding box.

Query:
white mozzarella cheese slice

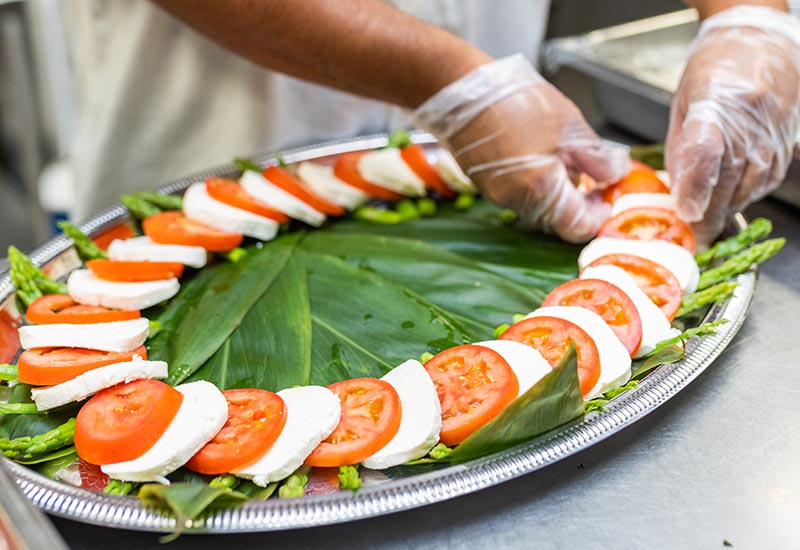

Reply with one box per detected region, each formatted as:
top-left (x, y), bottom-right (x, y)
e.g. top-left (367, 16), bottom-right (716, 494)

top-left (19, 317), bottom-right (149, 353)
top-left (362, 360), bottom-right (441, 470)
top-left (526, 306), bottom-right (631, 400)
top-left (235, 386), bottom-right (340, 486)
top-left (581, 265), bottom-right (673, 357)
top-left (357, 148), bottom-right (427, 197)
top-left (68, 269), bottom-right (179, 311)
top-left (611, 193), bottom-right (678, 217)
top-left (107, 236), bottom-right (208, 268)
top-left (579, 237), bottom-right (699, 297)
top-left (102, 380), bottom-right (228, 484)
top-left (31, 357), bottom-right (167, 411)
top-left (435, 150), bottom-right (476, 194)
top-left (296, 162), bottom-right (368, 210)
top-left (473, 340), bottom-right (552, 397)
top-left (656, 170), bottom-right (671, 187)
top-left (182, 182), bottom-right (279, 241)
top-left (240, 170), bottom-right (326, 227)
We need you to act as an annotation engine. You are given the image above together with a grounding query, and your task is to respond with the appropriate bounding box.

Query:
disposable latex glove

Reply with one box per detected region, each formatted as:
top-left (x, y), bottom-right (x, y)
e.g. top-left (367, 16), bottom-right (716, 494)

top-left (412, 54), bottom-right (630, 243)
top-left (666, 6), bottom-right (800, 244)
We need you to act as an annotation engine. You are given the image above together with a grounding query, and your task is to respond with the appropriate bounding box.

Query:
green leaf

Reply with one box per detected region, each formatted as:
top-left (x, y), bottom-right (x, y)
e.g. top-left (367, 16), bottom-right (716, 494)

top-left (138, 483), bottom-right (248, 542)
top-left (448, 345), bottom-right (584, 464)
top-left (233, 157), bottom-right (262, 174)
top-left (32, 448), bottom-right (78, 479)
top-left (17, 445), bottom-right (76, 466)
top-left (631, 344), bottom-right (685, 381)
top-left (0, 403), bottom-right (39, 415)
top-left (584, 380), bottom-right (639, 413)
top-left (57, 221), bottom-right (108, 261)
top-left (149, 234), bottom-right (302, 385)
top-left (188, 255), bottom-right (311, 390)
top-left (235, 480), bottom-right (278, 499)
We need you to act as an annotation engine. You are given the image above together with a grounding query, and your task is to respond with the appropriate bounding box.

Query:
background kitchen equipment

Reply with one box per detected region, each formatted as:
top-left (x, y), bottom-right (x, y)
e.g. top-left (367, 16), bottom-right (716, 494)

top-left (543, 8), bottom-right (800, 207)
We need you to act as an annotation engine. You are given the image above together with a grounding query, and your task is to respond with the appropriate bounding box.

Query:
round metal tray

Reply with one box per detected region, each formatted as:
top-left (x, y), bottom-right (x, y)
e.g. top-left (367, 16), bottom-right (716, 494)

top-left (0, 133), bottom-right (756, 533)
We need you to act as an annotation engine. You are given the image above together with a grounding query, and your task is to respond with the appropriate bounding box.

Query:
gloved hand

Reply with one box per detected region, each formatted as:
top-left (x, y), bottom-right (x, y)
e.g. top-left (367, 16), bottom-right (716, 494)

top-left (412, 54), bottom-right (630, 243)
top-left (666, 6), bottom-right (800, 244)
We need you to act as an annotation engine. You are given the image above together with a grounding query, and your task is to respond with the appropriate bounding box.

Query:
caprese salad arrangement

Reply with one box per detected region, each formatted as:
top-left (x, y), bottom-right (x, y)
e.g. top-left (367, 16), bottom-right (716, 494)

top-left (0, 135), bottom-right (783, 527)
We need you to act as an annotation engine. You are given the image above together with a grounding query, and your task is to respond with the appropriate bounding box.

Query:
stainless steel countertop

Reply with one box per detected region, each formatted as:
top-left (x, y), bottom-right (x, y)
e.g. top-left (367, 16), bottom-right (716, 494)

top-left (47, 197), bottom-right (800, 549)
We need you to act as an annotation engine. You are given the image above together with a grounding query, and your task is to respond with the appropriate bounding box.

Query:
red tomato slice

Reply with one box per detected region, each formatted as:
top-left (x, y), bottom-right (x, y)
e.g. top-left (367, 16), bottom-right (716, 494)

top-left (500, 316), bottom-right (600, 397)
top-left (75, 379), bottom-right (183, 466)
top-left (263, 166), bottom-right (346, 216)
top-left (0, 311), bottom-right (20, 364)
top-left (186, 388), bottom-right (287, 474)
top-left (143, 211), bottom-right (243, 252)
top-left (206, 178), bottom-right (290, 223)
top-left (598, 206), bottom-right (696, 253)
top-left (585, 253), bottom-right (682, 321)
top-left (86, 259), bottom-right (184, 282)
top-left (542, 278), bottom-right (643, 357)
top-left (400, 145), bottom-right (456, 198)
top-left (305, 378), bottom-right (402, 467)
top-left (25, 294), bottom-right (140, 325)
top-left (92, 223), bottom-right (136, 252)
top-left (423, 345), bottom-right (519, 446)
top-left (333, 152), bottom-right (405, 201)
top-left (18, 345), bottom-right (148, 386)
top-left (603, 169), bottom-right (669, 204)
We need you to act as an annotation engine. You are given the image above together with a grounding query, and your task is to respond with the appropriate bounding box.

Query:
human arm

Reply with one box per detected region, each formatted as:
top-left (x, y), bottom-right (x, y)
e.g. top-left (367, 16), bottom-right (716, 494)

top-left (666, 0), bottom-right (800, 243)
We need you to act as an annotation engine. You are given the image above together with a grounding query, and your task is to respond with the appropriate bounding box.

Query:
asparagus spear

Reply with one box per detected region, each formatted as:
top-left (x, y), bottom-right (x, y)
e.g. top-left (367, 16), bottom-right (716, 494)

top-left (103, 479), bottom-right (137, 496)
top-left (697, 238), bottom-right (785, 290)
top-left (695, 218), bottom-right (772, 267)
top-left (0, 418), bottom-right (76, 460)
top-left (676, 281), bottom-right (739, 318)
top-left (120, 195), bottom-right (161, 219)
top-left (7, 246), bottom-right (67, 306)
top-left (128, 192), bottom-right (182, 212)
top-left (209, 474), bottom-right (240, 491)
top-left (57, 220), bottom-right (107, 261)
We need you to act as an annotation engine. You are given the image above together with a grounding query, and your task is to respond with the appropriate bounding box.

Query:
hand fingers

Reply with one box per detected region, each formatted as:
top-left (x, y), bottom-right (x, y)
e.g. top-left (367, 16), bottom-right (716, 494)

top-left (559, 118), bottom-right (631, 186)
top-left (688, 145), bottom-right (744, 245)
top-left (468, 154), bottom-right (610, 243)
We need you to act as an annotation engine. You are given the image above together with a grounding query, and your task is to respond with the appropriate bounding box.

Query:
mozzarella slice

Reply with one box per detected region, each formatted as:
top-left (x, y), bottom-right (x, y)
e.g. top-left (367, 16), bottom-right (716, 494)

top-left (107, 236), bottom-right (208, 268)
top-left (435, 150), bottom-right (476, 194)
top-left (611, 193), bottom-right (677, 217)
top-left (68, 269), bottom-right (179, 310)
top-left (296, 162), bottom-right (368, 210)
top-left (240, 170), bottom-right (326, 227)
top-left (102, 380), bottom-right (228, 484)
top-left (182, 182), bottom-right (279, 241)
top-left (526, 306), bottom-right (631, 400)
top-left (19, 317), bottom-right (149, 352)
top-left (357, 148), bottom-right (427, 197)
top-left (31, 358), bottom-right (167, 411)
top-left (581, 265), bottom-right (673, 357)
top-left (473, 340), bottom-right (552, 397)
top-left (362, 360), bottom-right (441, 470)
top-left (579, 237), bottom-right (699, 297)
top-left (235, 386), bottom-right (340, 486)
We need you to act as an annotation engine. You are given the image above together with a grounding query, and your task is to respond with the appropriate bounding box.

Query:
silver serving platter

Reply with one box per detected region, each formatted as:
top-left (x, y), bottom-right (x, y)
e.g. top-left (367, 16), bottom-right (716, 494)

top-left (0, 132), bottom-right (756, 533)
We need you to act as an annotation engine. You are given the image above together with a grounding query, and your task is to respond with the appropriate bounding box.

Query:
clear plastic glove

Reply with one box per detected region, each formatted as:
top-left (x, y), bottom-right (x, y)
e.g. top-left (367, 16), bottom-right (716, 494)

top-left (666, 6), bottom-right (800, 244)
top-left (412, 54), bottom-right (630, 243)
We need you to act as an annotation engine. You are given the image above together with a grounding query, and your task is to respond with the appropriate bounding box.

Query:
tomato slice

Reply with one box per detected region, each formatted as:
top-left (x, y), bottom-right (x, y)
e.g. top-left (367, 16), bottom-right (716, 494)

top-left (423, 345), bottom-right (519, 446)
top-left (25, 294), bottom-right (140, 325)
top-left (92, 223), bottom-right (136, 252)
top-left (542, 278), bottom-right (643, 357)
top-left (18, 345), bottom-right (148, 386)
top-left (603, 169), bottom-right (669, 204)
top-left (143, 211), bottom-right (243, 252)
top-left (186, 388), bottom-right (287, 474)
top-left (75, 379), bottom-right (183, 465)
top-left (500, 316), bottom-right (600, 397)
top-left (585, 253), bottom-right (682, 321)
top-left (400, 145), bottom-right (456, 198)
top-left (86, 259), bottom-right (184, 282)
top-left (206, 178), bottom-right (290, 223)
top-left (598, 206), bottom-right (696, 253)
top-left (305, 378), bottom-right (402, 467)
top-left (263, 166), bottom-right (346, 216)
top-left (0, 311), bottom-right (20, 364)
top-left (333, 152), bottom-right (405, 201)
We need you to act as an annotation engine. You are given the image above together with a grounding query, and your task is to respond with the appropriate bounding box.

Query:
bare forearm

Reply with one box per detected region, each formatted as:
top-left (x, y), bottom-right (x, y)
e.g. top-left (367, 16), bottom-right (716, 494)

top-left (151, 0), bottom-right (492, 108)
top-left (686, 0), bottom-right (787, 19)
